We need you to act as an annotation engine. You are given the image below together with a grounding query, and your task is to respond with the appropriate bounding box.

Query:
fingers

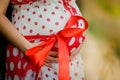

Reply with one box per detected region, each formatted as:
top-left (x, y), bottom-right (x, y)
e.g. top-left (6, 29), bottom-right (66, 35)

top-left (43, 62), bottom-right (52, 68)
top-left (49, 51), bottom-right (58, 57)
top-left (71, 44), bottom-right (82, 56)
top-left (45, 51), bottom-right (58, 63)
top-left (70, 44), bottom-right (82, 60)
top-left (43, 51), bottom-right (58, 67)
top-left (44, 56), bottom-right (58, 67)
top-left (43, 44), bottom-right (82, 67)
top-left (45, 55), bottom-right (58, 63)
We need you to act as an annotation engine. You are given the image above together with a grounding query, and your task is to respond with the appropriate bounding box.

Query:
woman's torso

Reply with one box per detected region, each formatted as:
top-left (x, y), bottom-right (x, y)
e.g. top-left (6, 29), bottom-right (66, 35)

top-left (10, 0), bottom-right (82, 36)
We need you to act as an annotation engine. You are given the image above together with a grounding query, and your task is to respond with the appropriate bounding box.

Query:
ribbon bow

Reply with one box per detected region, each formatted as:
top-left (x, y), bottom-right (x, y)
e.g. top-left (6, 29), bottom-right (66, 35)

top-left (25, 16), bottom-right (88, 80)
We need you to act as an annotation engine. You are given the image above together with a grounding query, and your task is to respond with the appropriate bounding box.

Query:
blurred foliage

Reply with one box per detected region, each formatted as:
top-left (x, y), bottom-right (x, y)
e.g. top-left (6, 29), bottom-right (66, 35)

top-left (78, 0), bottom-right (120, 57)
top-left (95, 0), bottom-right (120, 17)
top-left (76, 0), bottom-right (120, 80)
top-left (94, 0), bottom-right (120, 57)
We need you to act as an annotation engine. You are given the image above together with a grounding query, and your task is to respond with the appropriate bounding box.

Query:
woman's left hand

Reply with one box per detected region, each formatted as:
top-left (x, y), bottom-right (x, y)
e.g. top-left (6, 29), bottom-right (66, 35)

top-left (70, 44), bottom-right (82, 60)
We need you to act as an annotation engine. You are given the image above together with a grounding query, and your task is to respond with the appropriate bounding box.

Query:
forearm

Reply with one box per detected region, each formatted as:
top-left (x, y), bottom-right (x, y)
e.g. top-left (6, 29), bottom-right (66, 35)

top-left (0, 14), bottom-right (32, 52)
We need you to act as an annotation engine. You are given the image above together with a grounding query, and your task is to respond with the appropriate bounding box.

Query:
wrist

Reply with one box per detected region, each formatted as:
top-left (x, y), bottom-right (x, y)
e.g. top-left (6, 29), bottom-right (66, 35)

top-left (21, 41), bottom-right (33, 53)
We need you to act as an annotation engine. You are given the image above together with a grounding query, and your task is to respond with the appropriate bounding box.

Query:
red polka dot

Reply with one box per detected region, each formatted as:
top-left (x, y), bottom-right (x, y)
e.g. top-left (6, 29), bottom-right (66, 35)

top-left (80, 23), bottom-right (82, 26)
top-left (41, 25), bottom-right (45, 29)
top-left (16, 27), bottom-right (19, 31)
top-left (53, 78), bottom-right (56, 80)
top-left (44, 8), bottom-right (47, 12)
top-left (60, 16), bottom-right (64, 19)
top-left (55, 6), bottom-right (59, 9)
top-left (33, 11), bottom-right (36, 14)
top-left (55, 22), bottom-right (59, 25)
top-left (28, 18), bottom-right (31, 22)
top-left (45, 74), bottom-right (49, 77)
top-left (48, 68), bottom-right (51, 71)
top-left (12, 14), bottom-right (15, 18)
top-left (39, 14), bottom-right (43, 18)
top-left (19, 5), bottom-right (21, 8)
top-left (35, 6), bottom-right (39, 8)
top-left (32, 73), bottom-right (34, 77)
top-left (27, 8), bottom-right (29, 11)
top-left (29, 29), bottom-right (33, 33)
top-left (77, 61), bottom-right (79, 65)
top-left (54, 71), bottom-right (57, 75)
top-left (34, 22), bottom-right (38, 25)
top-left (14, 21), bottom-right (16, 24)
top-left (44, 0), bottom-right (47, 3)
top-left (36, 33), bottom-right (40, 35)
top-left (15, 10), bottom-right (18, 13)
top-left (82, 77), bottom-right (85, 80)
top-left (47, 18), bottom-right (50, 22)
top-left (58, 1), bottom-right (62, 4)
top-left (23, 26), bottom-right (26, 30)
top-left (38, 77), bottom-right (41, 80)
top-left (49, 29), bottom-right (53, 33)
top-left (74, 72), bottom-right (78, 76)
top-left (51, 12), bottom-right (55, 15)
top-left (22, 15), bottom-right (24, 18)
top-left (30, 2), bottom-right (32, 5)
top-left (18, 16), bottom-right (20, 20)
top-left (64, 10), bottom-right (67, 13)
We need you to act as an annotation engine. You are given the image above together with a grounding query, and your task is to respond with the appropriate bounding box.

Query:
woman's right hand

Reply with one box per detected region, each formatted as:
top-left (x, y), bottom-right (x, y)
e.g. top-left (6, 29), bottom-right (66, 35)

top-left (44, 51), bottom-right (58, 67)
top-left (27, 42), bottom-right (58, 68)
top-left (0, 0), bottom-right (58, 68)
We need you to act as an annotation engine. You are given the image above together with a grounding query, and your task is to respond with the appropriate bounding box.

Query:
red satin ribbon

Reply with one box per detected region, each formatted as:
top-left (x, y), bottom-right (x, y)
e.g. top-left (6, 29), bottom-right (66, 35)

top-left (25, 16), bottom-right (88, 80)
top-left (11, 0), bottom-right (36, 4)
top-left (63, 0), bottom-right (77, 15)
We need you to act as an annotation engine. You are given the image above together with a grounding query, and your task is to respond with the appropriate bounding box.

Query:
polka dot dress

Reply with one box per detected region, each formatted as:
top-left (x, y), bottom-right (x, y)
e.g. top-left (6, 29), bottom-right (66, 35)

top-left (6, 0), bottom-right (86, 80)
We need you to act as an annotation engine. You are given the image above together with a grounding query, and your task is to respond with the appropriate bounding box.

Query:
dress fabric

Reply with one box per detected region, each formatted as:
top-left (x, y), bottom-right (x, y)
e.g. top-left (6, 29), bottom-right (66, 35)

top-left (6, 0), bottom-right (85, 80)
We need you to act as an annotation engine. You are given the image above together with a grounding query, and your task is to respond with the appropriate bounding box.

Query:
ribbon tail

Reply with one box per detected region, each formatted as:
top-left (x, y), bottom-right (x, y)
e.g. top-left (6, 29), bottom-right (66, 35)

top-left (36, 39), bottom-right (56, 80)
top-left (25, 41), bottom-right (50, 64)
top-left (25, 38), bottom-right (56, 80)
top-left (57, 35), bottom-right (70, 80)
top-left (38, 40), bottom-right (56, 67)
top-left (35, 65), bottom-right (42, 80)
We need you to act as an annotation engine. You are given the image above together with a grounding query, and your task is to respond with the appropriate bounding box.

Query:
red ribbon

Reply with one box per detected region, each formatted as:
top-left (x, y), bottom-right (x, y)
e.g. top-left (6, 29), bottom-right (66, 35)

top-left (63, 0), bottom-right (78, 15)
top-left (12, 0), bottom-right (36, 4)
top-left (25, 16), bottom-right (88, 80)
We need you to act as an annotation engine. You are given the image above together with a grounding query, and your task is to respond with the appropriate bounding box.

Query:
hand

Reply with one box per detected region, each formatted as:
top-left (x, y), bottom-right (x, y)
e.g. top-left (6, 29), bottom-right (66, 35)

top-left (70, 44), bottom-right (82, 60)
top-left (27, 42), bottom-right (58, 67)
top-left (44, 51), bottom-right (58, 67)
top-left (27, 42), bottom-right (81, 67)
top-left (44, 44), bottom-right (82, 67)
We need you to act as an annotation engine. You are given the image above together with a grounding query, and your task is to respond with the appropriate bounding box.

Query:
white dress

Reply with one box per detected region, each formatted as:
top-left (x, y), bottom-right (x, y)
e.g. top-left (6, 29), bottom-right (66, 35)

top-left (6, 0), bottom-right (85, 80)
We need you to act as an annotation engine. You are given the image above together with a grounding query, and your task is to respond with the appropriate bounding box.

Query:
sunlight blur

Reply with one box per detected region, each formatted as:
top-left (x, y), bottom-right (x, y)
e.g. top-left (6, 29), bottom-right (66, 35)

top-left (76, 0), bottom-right (120, 80)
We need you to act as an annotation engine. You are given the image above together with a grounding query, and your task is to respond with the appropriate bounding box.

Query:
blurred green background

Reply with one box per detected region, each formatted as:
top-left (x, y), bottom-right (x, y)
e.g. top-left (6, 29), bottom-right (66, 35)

top-left (76, 0), bottom-right (120, 80)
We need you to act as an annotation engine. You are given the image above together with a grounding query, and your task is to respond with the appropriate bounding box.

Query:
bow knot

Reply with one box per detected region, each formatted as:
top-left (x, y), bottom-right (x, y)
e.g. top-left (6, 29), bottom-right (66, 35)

top-left (25, 16), bottom-right (88, 80)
